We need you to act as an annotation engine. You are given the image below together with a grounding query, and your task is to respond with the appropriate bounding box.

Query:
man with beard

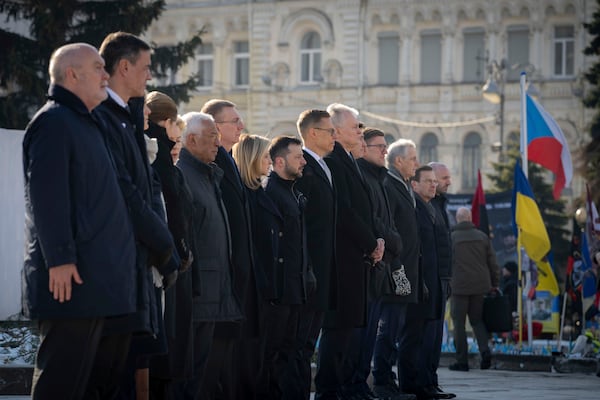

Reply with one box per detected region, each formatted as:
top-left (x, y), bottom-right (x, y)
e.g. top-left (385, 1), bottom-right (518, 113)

top-left (255, 136), bottom-right (312, 399)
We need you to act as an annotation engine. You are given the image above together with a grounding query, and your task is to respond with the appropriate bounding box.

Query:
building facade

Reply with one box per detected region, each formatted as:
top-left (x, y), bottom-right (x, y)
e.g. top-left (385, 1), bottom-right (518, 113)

top-left (148, 0), bottom-right (596, 195)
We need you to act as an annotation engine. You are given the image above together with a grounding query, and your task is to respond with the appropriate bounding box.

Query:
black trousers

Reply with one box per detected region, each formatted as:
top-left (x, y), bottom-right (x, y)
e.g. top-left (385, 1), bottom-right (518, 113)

top-left (199, 335), bottom-right (236, 400)
top-left (398, 317), bottom-right (426, 394)
top-left (314, 327), bottom-right (353, 397)
top-left (31, 318), bottom-right (131, 400)
top-left (232, 336), bottom-right (263, 400)
top-left (282, 304), bottom-right (324, 400)
top-left (174, 320), bottom-right (215, 400)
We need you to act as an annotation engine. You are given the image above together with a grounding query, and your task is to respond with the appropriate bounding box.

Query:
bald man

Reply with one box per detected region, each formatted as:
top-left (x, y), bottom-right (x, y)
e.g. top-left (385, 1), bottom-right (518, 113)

top-left (449, 207), bottom-right (499, 372)
top-left (22, 43), bottom-right (137, 399)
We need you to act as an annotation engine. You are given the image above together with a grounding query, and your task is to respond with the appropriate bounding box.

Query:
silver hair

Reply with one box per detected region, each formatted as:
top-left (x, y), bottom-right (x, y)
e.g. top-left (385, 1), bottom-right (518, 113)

top-left (428, 161), bottom-right (448, 172)
top-left (326, 103), bottom-right (359, 128)
top-left (385, 138), bottom-right (416, 169)
top-left (181, 112), bottom-right (215, 142)
top-left (49, 43), bottom-right (97, 84)
top-left (456, 206), bottom-right (472, 223)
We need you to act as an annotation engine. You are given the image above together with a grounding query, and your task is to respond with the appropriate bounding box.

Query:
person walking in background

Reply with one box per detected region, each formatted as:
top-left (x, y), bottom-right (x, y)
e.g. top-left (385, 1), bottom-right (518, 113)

top-left (176, 112), bottom-right (243, 399)
top-left (22, 43), bottom-right (137, 399)
top-left (449, 207), bottom-right (499, 372)
top-left (292, 109), bottom-right (339, 400)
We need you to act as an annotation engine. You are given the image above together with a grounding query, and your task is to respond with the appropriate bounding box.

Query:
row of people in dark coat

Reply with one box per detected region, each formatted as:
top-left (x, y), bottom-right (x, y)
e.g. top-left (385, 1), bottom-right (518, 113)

top-left (22, 33), bottom-right (458, 400)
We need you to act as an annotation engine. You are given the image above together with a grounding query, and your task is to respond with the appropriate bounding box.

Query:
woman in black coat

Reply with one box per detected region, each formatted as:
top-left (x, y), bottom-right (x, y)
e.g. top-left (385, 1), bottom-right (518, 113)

top-left (144, 91), bottom-right (195, 397)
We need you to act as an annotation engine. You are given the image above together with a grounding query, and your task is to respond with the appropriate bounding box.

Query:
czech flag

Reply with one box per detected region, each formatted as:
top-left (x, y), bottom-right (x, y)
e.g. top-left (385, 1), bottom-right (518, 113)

top-left (511, 162), bottom-right (551, 262)
top-left (526, 94), bottom-right (572, 199)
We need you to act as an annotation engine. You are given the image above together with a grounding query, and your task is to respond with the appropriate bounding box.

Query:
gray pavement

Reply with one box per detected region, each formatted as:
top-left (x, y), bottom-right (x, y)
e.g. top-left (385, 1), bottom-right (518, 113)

top-left (2, 368), bottom-right (599, 399)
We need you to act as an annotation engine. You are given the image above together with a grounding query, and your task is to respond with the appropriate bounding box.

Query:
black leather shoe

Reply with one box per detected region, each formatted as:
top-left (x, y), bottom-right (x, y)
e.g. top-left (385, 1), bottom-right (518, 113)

top-left (448, 362), bottom-right (469, 371)
top-left (431, 386), bottom-right (456, 399)
top-left (480, 350), bottom-right (492, 369)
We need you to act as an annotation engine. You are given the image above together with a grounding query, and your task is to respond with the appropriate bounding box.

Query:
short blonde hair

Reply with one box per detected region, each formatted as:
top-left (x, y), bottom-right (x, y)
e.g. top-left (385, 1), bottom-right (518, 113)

top-left (233, 134), bottom-right (271, 190)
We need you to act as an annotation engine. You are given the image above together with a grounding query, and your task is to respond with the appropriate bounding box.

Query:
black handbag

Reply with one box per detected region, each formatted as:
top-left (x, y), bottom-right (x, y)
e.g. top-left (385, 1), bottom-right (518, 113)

top-left (482, 292), bottom-right (513, 332)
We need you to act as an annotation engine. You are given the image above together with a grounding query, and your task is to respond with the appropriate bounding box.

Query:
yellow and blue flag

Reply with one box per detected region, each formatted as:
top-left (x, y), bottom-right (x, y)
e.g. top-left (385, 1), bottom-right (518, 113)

top-left (511, 163), bottom-right (551, 262)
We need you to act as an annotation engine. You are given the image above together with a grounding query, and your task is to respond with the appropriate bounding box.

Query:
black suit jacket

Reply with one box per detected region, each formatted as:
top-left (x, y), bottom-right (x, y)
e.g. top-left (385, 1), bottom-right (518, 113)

top-left (295, 151), bottom-right (338, 311)
top-left (323, 142), bottom-right (378, 328)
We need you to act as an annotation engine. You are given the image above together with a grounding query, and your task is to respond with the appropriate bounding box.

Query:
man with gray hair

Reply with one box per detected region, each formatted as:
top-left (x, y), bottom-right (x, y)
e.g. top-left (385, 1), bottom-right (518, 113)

top-left (22, 43), bottom-right (137, 399)
top-left (449, 207), bottom-right (499, 372)
top-left (316, 103), bottom-right (384, 400)
top-left (176, 112), bottom-right (243, 399)
top-left (371, 139), bottom-right (421, 399)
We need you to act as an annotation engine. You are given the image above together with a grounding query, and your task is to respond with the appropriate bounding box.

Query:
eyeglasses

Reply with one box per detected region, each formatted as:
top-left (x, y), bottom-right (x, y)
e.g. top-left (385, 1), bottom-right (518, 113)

top-left (366, 144), bottom-right (387, 151)
top-left (215, 118), bottom-right (243, 125)
top-left (314, 127), bottom-right (335, 136)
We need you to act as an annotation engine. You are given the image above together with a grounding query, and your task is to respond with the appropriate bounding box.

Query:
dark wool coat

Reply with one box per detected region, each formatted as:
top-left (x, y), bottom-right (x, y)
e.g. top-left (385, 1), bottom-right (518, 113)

top-left (264, 171), bottom-right (311, 305)
top-left (357, 159), bottom-right (403, 300)
top-left (295, 151), bottom-right (338, 312)
top-left (383, 170), bottom-right (423, 304)
top-left (407, 196), bottom-right (445, 321)
top-left (214, 146), bottom-right (260, 338)
top-left (323, 142), bottom-right (378, 328)
top-left (22, 84), bottom-right (136, 319)
top-left (146, 122), bottom-right (194, 380)
top-left (431, 194), bottom-right (452, 280)
top-left (177, 148), bottom-right (242, 322)
top-left (96, 95), bottom-right (174, 336)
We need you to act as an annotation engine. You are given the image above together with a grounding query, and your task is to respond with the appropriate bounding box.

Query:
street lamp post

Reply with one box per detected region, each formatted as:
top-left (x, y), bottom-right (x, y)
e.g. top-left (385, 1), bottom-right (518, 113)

top-left (482, 59), bottom-right (507, 161)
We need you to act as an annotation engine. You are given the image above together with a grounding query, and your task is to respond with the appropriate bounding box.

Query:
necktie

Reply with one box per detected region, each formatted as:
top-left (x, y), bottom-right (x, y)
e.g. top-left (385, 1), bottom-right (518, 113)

top-left (318, 158), bottom-right (333, 186)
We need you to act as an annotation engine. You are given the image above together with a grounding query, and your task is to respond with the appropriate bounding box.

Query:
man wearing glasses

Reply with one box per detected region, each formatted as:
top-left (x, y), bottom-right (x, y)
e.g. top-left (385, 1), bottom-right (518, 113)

top-left (348, 128), bottom-right (406, 399)
top-left (200, 99), bottom-right (260, 399)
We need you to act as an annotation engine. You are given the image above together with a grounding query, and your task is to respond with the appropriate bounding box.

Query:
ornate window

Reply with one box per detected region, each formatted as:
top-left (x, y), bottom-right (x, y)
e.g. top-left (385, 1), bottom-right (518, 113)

top-left (463, 28), bottom-right (485, 83)
top-left (554, 26), bottom-right (574, 77)
top-left (507, 26), bottom-right (529, 81)
top-left (462, 132), bottom-right (482, 189)
top-left (233, 41), bottom-right (249, 87)
top-left (378, 32), bottom-right (399, 85)
top-left (197, 43), bottom-right (213, 88)
top-left (419, 133), bottom-right (439, 164)
top-left (420, 30), bottom-right (441, 84)
top-left (300, 31), bottom-right (322, 84)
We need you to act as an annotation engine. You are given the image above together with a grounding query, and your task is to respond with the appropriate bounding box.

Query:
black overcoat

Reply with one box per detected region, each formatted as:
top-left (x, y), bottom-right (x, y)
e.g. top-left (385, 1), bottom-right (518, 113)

top-left (214, 146), bottom-right (260, 338)
top-left (96, 95), bottom-right (174, 335)
top-left (22, 84), bottom-right (136, 319)
top-left (383, 171), bottom-right (423, 304)
top-left (323, 142), bottom-right (378, 328)
top-left (295, 152), bottom-right (337, 311)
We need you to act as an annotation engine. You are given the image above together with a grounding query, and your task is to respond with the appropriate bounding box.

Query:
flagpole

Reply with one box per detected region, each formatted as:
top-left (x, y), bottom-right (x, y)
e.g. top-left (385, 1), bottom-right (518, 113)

top-left (520, 72), bottom-right (534, 348)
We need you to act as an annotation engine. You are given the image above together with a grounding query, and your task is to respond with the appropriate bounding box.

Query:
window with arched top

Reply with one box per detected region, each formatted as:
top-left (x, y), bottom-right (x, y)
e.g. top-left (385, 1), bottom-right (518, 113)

top-left (419, 132), bottom-right (439, 164)
top-left (462, 132), bottom-right (482, 189)
top-left (300, 31), bottom-right (322, 84)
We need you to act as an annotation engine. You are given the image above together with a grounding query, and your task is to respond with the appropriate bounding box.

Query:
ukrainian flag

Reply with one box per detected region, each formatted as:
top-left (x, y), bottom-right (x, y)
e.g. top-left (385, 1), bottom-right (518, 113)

top-left (511, 163), bottom-right (551, 262)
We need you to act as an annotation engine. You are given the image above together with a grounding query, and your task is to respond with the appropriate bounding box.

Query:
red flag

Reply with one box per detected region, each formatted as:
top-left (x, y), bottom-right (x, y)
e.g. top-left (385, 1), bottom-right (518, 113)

top-left (471, 170), bottom-right (489, 235)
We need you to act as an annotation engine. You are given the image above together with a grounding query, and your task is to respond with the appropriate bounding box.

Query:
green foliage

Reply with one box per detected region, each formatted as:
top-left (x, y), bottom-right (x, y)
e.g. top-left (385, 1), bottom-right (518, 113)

top-left (487, 140), bottom-right (570, 273)
top-left (0, 0), bottom-right (202, 129)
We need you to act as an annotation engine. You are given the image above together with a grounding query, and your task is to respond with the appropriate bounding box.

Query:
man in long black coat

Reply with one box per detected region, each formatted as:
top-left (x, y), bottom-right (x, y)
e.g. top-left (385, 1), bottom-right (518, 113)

top-left (404, 166), bottom-right (453, 400)
top-left (201, 99), bottom-right (260, 399)
top-left (292, 109), bottom-right (338, 400)
top-left (316, 103), bottom-right (384, 400)
top-left (96, 32), bottom-right (177, 397)
top-left (22, 43), bottom-right (137, 399)
top-left (373, 139), bottom-right (422, 400)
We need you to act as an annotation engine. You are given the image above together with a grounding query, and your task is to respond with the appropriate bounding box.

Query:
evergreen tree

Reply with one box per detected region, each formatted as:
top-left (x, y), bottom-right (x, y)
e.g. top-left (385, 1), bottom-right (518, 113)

top-left (487, 138), bottom-right (570, 275)
top-left (0, 0), bottom-right (202, 129)
top-left (582, 0), bottom-right (600, 204)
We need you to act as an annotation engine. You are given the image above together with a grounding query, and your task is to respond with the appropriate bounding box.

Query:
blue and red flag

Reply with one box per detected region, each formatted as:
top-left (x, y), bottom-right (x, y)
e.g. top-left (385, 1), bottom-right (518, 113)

top-left (526, 94), bottom-right (573, 199)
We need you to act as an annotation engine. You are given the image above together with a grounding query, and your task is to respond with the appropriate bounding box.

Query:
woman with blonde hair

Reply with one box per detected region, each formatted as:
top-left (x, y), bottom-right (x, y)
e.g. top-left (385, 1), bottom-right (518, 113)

top-left (233, 133), bottom-right (272, 189)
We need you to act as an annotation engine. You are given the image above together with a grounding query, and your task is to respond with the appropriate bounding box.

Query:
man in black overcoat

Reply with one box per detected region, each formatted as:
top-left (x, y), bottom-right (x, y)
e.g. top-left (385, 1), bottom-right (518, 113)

top-left (290, 109), bottom-right (338, 400)
top-left (201, 99), bottom-right (261, 399)
top-left (315, 103), bottom-right (384, 400)
top-left (22, 43), bottom-right (137, 399)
